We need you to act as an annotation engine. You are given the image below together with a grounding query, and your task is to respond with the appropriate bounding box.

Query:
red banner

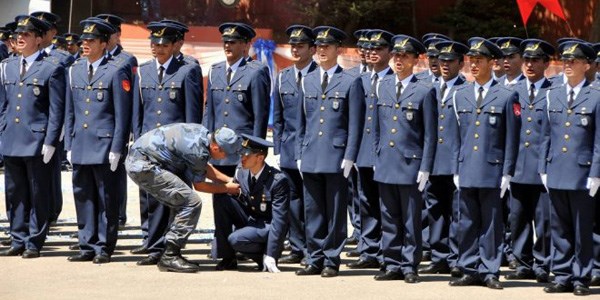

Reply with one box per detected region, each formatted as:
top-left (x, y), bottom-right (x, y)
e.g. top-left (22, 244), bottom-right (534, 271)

top-left (516, 0), bottom-right (567, 25)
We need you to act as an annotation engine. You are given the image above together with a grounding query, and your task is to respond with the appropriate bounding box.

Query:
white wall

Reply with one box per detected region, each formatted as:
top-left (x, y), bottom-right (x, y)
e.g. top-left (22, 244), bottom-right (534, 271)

top-left (0, 0), bottom-right (51, 25)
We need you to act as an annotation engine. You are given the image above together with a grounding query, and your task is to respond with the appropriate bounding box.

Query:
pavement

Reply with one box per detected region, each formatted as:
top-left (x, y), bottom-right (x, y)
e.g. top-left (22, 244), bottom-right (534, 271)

top-left (0, 161), bottom-right (597, 299)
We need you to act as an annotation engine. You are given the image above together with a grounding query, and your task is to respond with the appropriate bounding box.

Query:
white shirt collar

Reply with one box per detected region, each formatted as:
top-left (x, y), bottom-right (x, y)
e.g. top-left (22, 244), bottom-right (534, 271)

top-left (320, 64), bottom-right (339, 82)
top-left (44, 45), bottom-right (54, 55)
top-left (474, 78), bottom-right (494, 99)
top-left (395, 74), bottom-right (415, 89)
top-left (372, 67), bottom-right (390, 80)
top-left (87, 56), bottom-right (104, 74)
top-left (440, 76), bottom-right (459, 89)
top-left (251, 164), bottom-right (266, 180)
top-left (21, 51), bottom-right (41, 70)
top-left (526, 77), bottom-right (546, 97)
top-left (567, 79), bottom-right (586, 100)
top-left (294, 61), bottom-right (314, 79)
top-left (504, 73), bottom-right (523, 86)
top-left (156, 55), bottom-right (174, 72)
top-left (226, 57), bottom-right (244, 73)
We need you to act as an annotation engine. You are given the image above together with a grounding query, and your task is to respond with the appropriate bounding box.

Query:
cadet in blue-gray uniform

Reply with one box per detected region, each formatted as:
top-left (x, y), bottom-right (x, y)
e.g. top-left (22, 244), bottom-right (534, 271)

top-left (449, 37), bottom-right (521, 290)
top-left (504, 39), bottom-right (555, 283)
top-left (129, 22), bottom-right (203, 265)
top-left (497, 37), bottom-right (526, 88)
top-left (64, 18), bottom-right (132, 264)
top-left (371, 35), bottom-right (436, 283)
top-left (0, 15), bottom-right (64, 258)
top-left (31, 11), bottom-right (74, 67)
top-left (64, 33), bottom-right (81, 60)
top-left (345, 29), bottom-right (371, 77)
top-left (160, 20), bottom-right (201, 66)
top-left (593, 41), bottom-right (600, 287)
top-left (272, 25), bottom-right (317, 265)
top-left (126, 124), bottom-right (242, 273)
top-left (0, 28), bottom-right (9, 60)
top-left (214, 134), bottom-right (290, 272)
top-left (538, 40), bottom-right (600, 296)
top-left (294, 26), bottom-right (364, 278)
top-left (415, 33), bottom-right (449, 83)
top-left (346, 29), bottom-right (394, 270)
top-left (419, 41), bottom-right (468, 277)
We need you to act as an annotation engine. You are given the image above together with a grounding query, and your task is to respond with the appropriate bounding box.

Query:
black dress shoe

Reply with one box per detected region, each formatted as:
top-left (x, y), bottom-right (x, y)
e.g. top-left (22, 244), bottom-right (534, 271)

top-left (508, 259), bottom-right (520, 270)
top-left (422, 250), bottom-right (432, 262)
top-left (449, 275), bottom-right (483, 286)
top-left (374, 270), bottom-right (404, 281)
top-left (345, 249), bottom-right (360, 257)
top-left (485, 278), bottom-right (503, 290)
top-left (346, 258), bottom-right (380, 269)
top-left (543, 283), bottom-right (573, 293)
top-left (278, 253), bottom-right (303, 264)
top-left (236, 252), bottom-right (249, 261)
top-left (505, 270), bottom-right (536, 280)
top-left (68, 243), bottom-right (79, 250)
top-left (590, 276), bottom-right (600, 286)
top-left (404, 273), bottom-right (420, 283)
top-left (346, 236), bottom-right (359, 245)
top-left (300, 257), bottom-right (307, 266)
top-left (137, 255), bottom-right (160, 266)
top-left (130, 246), bottom-right (149, 255)
top-left (215, 258), bottom-right (238, 271)
top-left (536, 272), bottom-right (549, 283)
top-left (0, 247), bottom-right (24, 256)
top-left (450, 267), bottom-right (463, 278)
top-left (295, 265), bottom-right (322, 276)
top-left (0, 238), bottom-right (12, 246)
top-left (158, 242), bottom-right (200, 273)
top-left (573, 285), bottom-right (591, 296)
top-left (68, 253), bottom-right (94, 262)
top-left (321, 267), bottom-right (338, 278)
top-left (93, 254), bottom-right (111, 264)
top-left (22, 249), bottom-right (40, 259)
top-left (419, 263), bottom-right (451, 274)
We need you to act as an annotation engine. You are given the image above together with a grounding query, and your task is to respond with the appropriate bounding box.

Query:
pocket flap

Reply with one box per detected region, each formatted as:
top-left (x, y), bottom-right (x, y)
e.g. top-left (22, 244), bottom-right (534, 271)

top-left (30, 123), bottom-right (47, 132)
top-left (332, 135), bottom-right (347, 147)
top-left (96, 128), bottom-right (114, 138)
top-left (403, 149), bottom-right (423, 159)
top-left (577, 153), bottom-right (593, 166)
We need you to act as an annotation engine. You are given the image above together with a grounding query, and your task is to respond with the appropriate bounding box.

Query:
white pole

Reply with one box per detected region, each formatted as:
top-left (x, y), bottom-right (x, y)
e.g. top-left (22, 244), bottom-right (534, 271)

top-left (68, 0), bottom-right (73, 32)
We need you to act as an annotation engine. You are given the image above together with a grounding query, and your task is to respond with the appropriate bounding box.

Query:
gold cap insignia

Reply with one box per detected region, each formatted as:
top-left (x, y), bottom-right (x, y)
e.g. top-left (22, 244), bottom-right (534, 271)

top-left (242, 139), bottom-right (249, 147)
top-left (83, 24), bottom-right (96, 34)
top-left (52, 38), bottom-right (57, 43)
top-left (317, 28), bottom-right (330, 39)
top-left (17, 18), bottom-right (30, 26)
top-left (395, 38), bottom-right (409, 48)
top-left (428, 44), bottom-right (437, 50)
top-left (0, 33), bottom-right (4, 39)
top-left (66, 36), bottom-right (73, 41)
top-left (525, 43), bottom-right (540, 52)
top-left (370, 32), bottom-right (383, 42)
top-left (501, 40), bottom-right (511, 49)
top-left (152, 28), bottom-right (166, 37)
top-left (290, 29), bottom-right (302, 38)
top-left (563, 44), bottom-right (578, 55)
top-left (441, 44), bottom-right (454, 53)
top-left (470, 40), bottom-right (484, 50)
top-left (36, 13), bottom-right (45, 21)
top-left (223, 26), bottom-right (237, 36)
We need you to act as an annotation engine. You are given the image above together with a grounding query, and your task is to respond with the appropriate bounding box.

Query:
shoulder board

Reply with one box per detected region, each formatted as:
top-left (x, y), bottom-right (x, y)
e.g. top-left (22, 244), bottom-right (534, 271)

top-left (4, 55), bottom-right (18, 64)
top-left (72, 57), bottom-right (85, 66)
top-left (140, 60), bottom-right (153, 67)
top-left (42, 55), bottom-right (61, 65)
top-left (211, 61), bottom-right (225, 69)
top-left (54, 49), bottom-right (70, 56)
top-left (454, 83), bottom-right (471, 91)
top-left (281, 65), bottom-right (294, 73)
top-left (416, 81), bottom-right (433, 88)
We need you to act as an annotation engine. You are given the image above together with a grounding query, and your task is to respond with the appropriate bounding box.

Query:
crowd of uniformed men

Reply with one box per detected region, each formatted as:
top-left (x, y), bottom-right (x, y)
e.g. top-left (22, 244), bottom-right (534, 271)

top-left (0, 10), bottom-right (599, 296)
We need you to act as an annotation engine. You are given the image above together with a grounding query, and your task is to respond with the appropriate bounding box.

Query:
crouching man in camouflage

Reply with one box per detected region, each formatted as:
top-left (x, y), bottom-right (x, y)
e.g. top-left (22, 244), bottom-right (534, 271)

top-left (126, 123), bottom-right (242, 273)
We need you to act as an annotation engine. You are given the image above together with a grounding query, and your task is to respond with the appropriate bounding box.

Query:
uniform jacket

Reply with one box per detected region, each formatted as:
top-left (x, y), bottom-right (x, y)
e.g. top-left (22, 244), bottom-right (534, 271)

top-left (373, 75), bottom-right (437, 184)
top-left (296, 66), bottom-right (364, 173)
top-left (538, 81), bottom-right (600, 190)
top-left (432, 76), bottom-right (465, 176)
top-left (453, 80), bottom-right (521, 188)
top-left (272, 61), bottom-right (317, 169)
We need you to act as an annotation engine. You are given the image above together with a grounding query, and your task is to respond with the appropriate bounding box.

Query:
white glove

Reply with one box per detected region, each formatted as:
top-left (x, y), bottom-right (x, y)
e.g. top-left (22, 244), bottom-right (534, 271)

top-left (587, 177), bottom-right (600, 197)
top-left (41, 144), bottom-right (55, 164)
top-left (416, 171), bottom-right (430, 192)
top-left (540, 173), bottom-right (548, 192)
top-left (109, 152), bottom-right (121, 172)
top-left (67, 151), bottom-right (72, 164)
top-left (274, 154), bottom-right (280, 167)
top-left (262, 255), bottom-right (280, 273)
top-left (296, 160), bottom-right (303, 179)
top-left (341, 159), bottom-right (353, 178)
top-left (453, 174), bottom-right (460, 190)
top-left (500, 175), bottom-right (512, 198)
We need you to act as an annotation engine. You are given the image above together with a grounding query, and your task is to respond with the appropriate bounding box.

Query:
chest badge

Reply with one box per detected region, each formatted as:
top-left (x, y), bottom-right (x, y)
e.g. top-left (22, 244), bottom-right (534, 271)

top-left (32, 86), bottom-right (40, 96)
top-left (332, 100), bottom-right (340, 110)
top-left (237, 94), bottom-right (244, 101)
top-left (169, 89), bottom-right (177, 100)
top-left (489, 115), bottom-right (497, 125)
top-left (581, 116), bottom-right (589, 127)
top-left (97, 91), bottom-right (104, 101)
top-left (406, 111), bottom-right (414, 121)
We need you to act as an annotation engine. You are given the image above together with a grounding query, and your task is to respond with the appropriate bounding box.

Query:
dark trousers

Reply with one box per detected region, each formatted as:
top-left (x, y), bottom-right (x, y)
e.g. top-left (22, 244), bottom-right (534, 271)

top-left (48, 143), bottom-right (63, 222)
top-left (116, 160), bottom-right (128, 225)
top-left (425, 175), bottom-right (456, 266)
top-left (548, 189), bottom-right (595, 287)
top-left (456, 188), bottom-right (504, 281)
top-left (4, 156), bottom-right (51, 250)
top-left (303, 172), bottom-right (348, 269)
top-left (281, 167), bottom-right (305, 257)
top-left (509, 183), bottom-right (551, 276)
top-left (72, 164), bottom-right (120, 256)
top-left (594, 193), bottom-right (600, 277)
top-left (379, 182), bottom-right (422, 274)
top-left (348, 168), bottom-right (361, 240)
top-left (356, 167), bottom-right (381, 262)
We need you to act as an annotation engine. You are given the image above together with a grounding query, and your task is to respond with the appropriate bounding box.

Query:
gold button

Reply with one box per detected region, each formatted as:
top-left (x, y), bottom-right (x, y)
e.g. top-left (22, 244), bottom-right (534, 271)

top-left (16, 106), bottom-right (20, 111)
top-left (322, 94), bottom-right (326, 99)
top-left (473, 146), bottom-right (478, 151)
top-left (567, 109), bottom-right (572, 114)
top-left (474, 133), bottom-right (479, 139)
top-left (412, 154), bottom-right (416, 158)
top-left (475, 120), bottom-right (480, 126)
top-left (562, 147), bottom-right (567, 153)
top-left (223, 124), bottom-right (228, 127)
top-left (87, 86), bottom-right (92, 90)
top-left (225, 99), bottom-right (230, 104)
top-left (389, 141), bottom-right (395, 147)
top-left (366, 128), bottom-right (371, 133)
top-left (83, 123), bottom-right (88, 128)
top-left (439, 126), bottom-right (444, 131)
top-left (156, 123), bottom-right (161, 127)
top-left (84, 110), bottom-right (89, 115)
top-left (17, 93), bottom-right (21, 98)
top-left (565, 122), bottom-right (571, 127)
top-left (391, 128), bottom-right (397, 133)
top-left (14, 118), bottom-right (19, 123)
top-left (319, 118), bottom-right (324, 124)
top-left (440, 114), bottom-right (445, 119)
top-left (367, 116), bottom-right (372, 121)
top-left (86, 98), bottom-right (90, 103)
top-left (395, 104), bottom-right (400, 109)
top-left (224, 111), bottom-right (229, 116)
top-left (320, 106), bottom-right (325, 111)
top-left (438, 138), bottom-right (443, 144)
top-left (157, 98), bottom-right (162, 102)
top-left (526, 129), bottom-right (531, 135)
top-left (408, 102), bottom-right (413, 105)
top-left (226, 86), bottom-right (231, 91)
top-left (528, 104), bottom-right (534, 110)
top-left (318, 131), bottom-right (323, 136)
top-left (525, 141), bottom-right (530, 147)
top-left (527, 117), bottom-right (532, 122)
top-left (19, 82), bottom-right (23, 86)
top-left (393, 116), bottom-right (398, 121)
top-left (564, 134), bottom-right (570, 140)
top-left (157, 110), bottom-right (162, 115)
top-left (441, 104), bottom-right (446, 108)
top-left (369, 104), bottom-right (373, 109)
top-left (476, 108), bottom-right (481, 114)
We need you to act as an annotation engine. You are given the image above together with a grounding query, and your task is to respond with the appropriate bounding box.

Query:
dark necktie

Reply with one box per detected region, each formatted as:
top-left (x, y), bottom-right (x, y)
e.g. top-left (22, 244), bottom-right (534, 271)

top-left (226, 67), bottom-right (232, 85)
top-left (106, 53), bottom-right (112, 60)
top-left (529, 83), bottom-right (535, 103)
top-left (297, 71), bottom-right (302, 89)
top-left (362, 65), bottom-right (367, 73)
top-left (250, 176), bottom-right (257, 190)
top-left (568, 89), bottom-right (575, 108)
top-left (370, 73), bottom-right (378, 97)
top-left (476, 86), bottom-right (484, 108)
top-left (88, 64), bottom-right (94, 82)
top-left (396, 82), bottom-right (403, 99)
top-left (321, 71), bottom-right (329, 91)
top-left (20, 60), bottom-right (27, 80)
top-left (440, 82), bottom-right (448, 100)
top-left (158, 66), bottom-right (165, 83)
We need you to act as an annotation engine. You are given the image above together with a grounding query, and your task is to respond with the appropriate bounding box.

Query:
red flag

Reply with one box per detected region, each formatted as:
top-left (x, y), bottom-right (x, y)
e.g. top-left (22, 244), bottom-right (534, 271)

top-left (516, 0), bottom-right (567, 25)
top-left (539, 0), bottom-right (567, 21)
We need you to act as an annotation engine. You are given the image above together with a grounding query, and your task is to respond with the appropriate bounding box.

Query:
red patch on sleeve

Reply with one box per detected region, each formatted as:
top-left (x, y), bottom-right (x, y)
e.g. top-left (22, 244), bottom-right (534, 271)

top-left (122, 80), bottom-right (131, 92)
top-left (132, 66), bottom-right (137, 74)
top-left (513, 102), bottom-right (521, 117)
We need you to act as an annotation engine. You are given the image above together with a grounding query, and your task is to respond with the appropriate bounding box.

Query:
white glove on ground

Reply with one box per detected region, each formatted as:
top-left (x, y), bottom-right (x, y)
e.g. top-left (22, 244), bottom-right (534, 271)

top-left (500, 175), bottom-right (512, 198)
top-left (41, 144), bottom-right (55, 164)
top-left (587, 177), bottom-right (600, 197)
top-left (416, 171), bottom-right (430, 192)
top-left (453, 174), bottom-right (460, 190)
top-left (540, 173), bottom-right (548, 192)
top-left (341, 159), bottom-right (353, 178)
top-left (109, 152), bottom-right (121, 172)
top-left (262, 255), bottom-right (280, 273)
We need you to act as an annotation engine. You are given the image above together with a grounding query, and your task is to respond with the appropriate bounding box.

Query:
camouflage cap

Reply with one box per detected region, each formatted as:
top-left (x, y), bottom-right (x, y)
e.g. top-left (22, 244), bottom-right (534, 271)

top-left (214, 127), bottom-right (242, 155)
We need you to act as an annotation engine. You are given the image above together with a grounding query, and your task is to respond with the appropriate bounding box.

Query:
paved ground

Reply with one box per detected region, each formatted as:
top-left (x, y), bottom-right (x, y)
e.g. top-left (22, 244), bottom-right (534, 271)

top-left (0, 163), bottom-right (597, 299)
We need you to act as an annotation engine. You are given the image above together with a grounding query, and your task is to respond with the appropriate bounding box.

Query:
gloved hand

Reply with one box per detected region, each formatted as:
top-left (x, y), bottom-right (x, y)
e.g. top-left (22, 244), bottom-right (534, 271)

top-left (41, 144), bottom-right (55, 164)
top-left (274, 154), bottom-right (281, 167)
top-left (262, 255), bottom-right (280, 273)
top-left (540, 173), bottom-right (548, 192)
top-left (416, 171), bottom-right (430, 192)
top-left (500, 175), bottom-right (512, 198)
top-left (109, 152), bottom-right (121, 172)
top-left (341, 159), bottom-right (353, 178)
top-left (587, 177), bottom-right (600, 197)
top-left (67, 151), bottom-right (72, 164)
top-left (296, 160), bottom-right (303, 179)
top-left (453, 174), bottom-right (460, 190)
